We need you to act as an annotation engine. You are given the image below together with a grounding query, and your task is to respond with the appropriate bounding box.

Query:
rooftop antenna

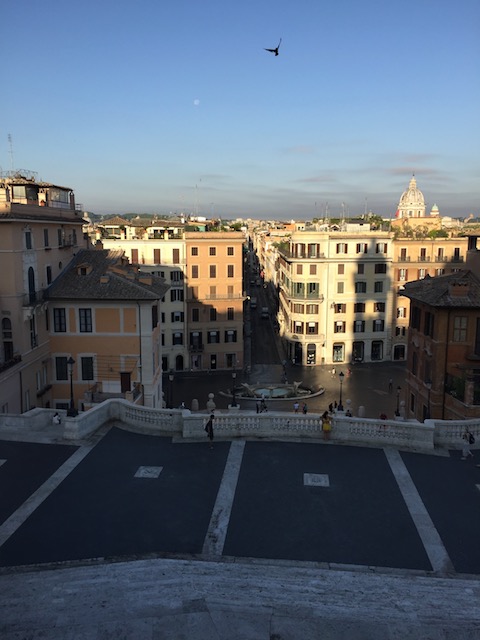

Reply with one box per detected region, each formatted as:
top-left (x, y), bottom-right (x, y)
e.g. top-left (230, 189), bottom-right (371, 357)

top-left (8, 134), bottom-right (14, 172)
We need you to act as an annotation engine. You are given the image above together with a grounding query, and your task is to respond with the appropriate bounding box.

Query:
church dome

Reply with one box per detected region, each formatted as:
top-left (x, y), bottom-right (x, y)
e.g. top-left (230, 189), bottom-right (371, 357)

top-left (397, 175), bottom-right (426, 218)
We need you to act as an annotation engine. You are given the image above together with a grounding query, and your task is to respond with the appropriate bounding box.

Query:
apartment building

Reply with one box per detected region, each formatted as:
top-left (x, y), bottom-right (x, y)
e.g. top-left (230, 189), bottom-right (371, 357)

top-left (184, 232), bottom-right (245, 371)
top-left (46, 249), bottom-right (169, 410)
top-left (0, 172), bottom-right (87, 413)
top-left (99, 225), bottom-right (245, 372)
top-left (275, 229), bottom-right (393, 366)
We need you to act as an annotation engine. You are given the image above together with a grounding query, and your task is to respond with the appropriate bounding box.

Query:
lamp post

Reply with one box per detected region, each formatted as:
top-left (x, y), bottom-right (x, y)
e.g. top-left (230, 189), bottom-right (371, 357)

top-left (338, 371), bottom-right (344, 411)
top-left (395, 385), bottom-right (401, 416)
top-left (67, 356), bottom-right (77, 417)
top-left (168, 370), bottom-right (174, 409)
top-left (232, 369), bottom-right (238, 407)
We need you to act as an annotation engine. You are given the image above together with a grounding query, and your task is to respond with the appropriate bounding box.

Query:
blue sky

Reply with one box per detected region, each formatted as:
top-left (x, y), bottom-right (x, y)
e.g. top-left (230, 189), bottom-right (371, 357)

top-left (2, 0), bottom-right (479, 219)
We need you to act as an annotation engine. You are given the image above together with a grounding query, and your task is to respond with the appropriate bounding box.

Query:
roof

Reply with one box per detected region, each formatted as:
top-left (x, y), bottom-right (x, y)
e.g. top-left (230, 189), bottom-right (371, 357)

top-left (45, 249), bottom-right (170, 302)
top-left (401, 270), bottom-right (480, 308)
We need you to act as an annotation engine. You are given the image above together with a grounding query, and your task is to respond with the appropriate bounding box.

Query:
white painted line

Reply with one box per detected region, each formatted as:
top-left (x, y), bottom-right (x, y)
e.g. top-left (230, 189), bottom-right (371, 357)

top-left (203, 440), bottom-right (245, 556)
top-left (304, 473), bottom-right (329, 487)
top-left (384, 448), bottom-right (453, 574)
top-left (0, 444), bottom-right (95, 549)
top-left (134, 466), bottom-right (163, 478)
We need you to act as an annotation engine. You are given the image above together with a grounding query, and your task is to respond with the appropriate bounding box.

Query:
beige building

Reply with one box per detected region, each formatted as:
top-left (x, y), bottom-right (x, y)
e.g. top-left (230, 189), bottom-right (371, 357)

top-left (0, 172), bottom-right (87, 413)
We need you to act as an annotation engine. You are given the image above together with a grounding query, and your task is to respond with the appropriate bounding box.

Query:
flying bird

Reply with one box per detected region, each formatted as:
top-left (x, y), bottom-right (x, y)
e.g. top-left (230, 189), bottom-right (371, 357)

top-left (264, 38), bottom-right (282, 56)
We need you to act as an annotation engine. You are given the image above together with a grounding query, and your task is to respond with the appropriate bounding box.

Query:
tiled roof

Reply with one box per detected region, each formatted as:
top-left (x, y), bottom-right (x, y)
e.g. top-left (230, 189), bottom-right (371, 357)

top-left (401, 270), bottom-right (480, 307)
top-left (45, 249), bottom-right (169, 301)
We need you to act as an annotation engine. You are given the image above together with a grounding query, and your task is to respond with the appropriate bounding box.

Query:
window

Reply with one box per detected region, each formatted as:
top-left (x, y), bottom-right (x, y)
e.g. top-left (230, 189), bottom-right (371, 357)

top-left (44, 229), bottom-right (49, 247)
top-left (2, 318), bottom-right (13, 361)
top-left (336, 243), bottom-right (348, 254)
top-left (333, 343), bottom-right (344, 362)
top-left (225, 330), bottom-right (237, 343)
top-left (79, 308), bottom-right (92, 333)
top-left (418, 268), bottom-right (426, 279)
top-left (55, 356), bottom-right (68, 380)
top-left (310, 264), bottom-right (317, 275)
top-left (397, 307), bottom-right (406, 318)
top-left (375, 263), bottom-right (387, 274)
top-left (46, 265), bottom-right (52, 285)
top-left (424, 311), bottom-right (434, 337)
top-left (293, 303), bottom-right (304, 313)
top-left (373, 319), bottom-right (384, 332)
top-left (209, 308), bottom-right (217, 321)
top-left (306, 304), bottom-right (318, 314)
top-left (337, 282), bottom-right (344, 294)
top-left (192, 308), bottom-right (199, 321)
top-left (374, 302), bottom-right (385, 312)
top-left (307, 322), bottom-right (317, 334)
top-left (354, 320), bottom-right (365, 333)
top-left (191, 247), bottom-right (198, 256)
top-left (419, 248), bottom-right (427, 261)
top-left (338, 264), bottom-right (345, 275)
top-left (354, 303), bottom-right (365, 313)
top-left (227, 265), bottom-right (234, 278)
top-left (208, 330), bottom-right (220, 344)
top-left (355, 282), bottom-right (367, 293)
top-left (131, 248), bottom-right (138, 263)
top-left (453, 316), bottom-right (467, 342)
top-left (294, 321), bottom-right (303, 334)
top-left (374, 281), bottom-right (383, 293)
top-left (436, 268), bottom-right (445, 276)
top-left (171, 311), bottom-right (184, 322)
top-left (227, 307), bottom-right (234, 320)
top-left (356, 243), bottom-right (367, 254)
top-left (334, 321), bottom-right (346, 333)
top-left (227, 246), bottom-right (234, 256)
top-left (170, 289), bottom-right (184, 302)
top-left (376, 242), bottom-right (387, 254)
top-left (25, 230), bottom-right (32, 250)
top-left (357, 264), bottom-right (364, 275)
top-left (296, 264), bottom-right (303, 275)
top-left (190, 331), bottom-right (202, 348)
top-left (395, 326), bottom-right (406, 337)
top-left (398, 268), bottom-right (408, 281)
top-left (411, 305), bottom-right (421, 330)
top-left (173, 332), bottom-right (183, 345)
top-left (152, 305), bottom-right (158, 329)
top-left (153, 249), bottom-right (161, 263)
top-left (334, 303), bottom-right (346, 313)
top-left (210, 264), bottom-right (217, 278)
top-left (209, 247), bottom-right (216, 256)
top-left (53, 308), bottom-right (66, 332)
top-left (81, 356), bottom-right (94, 381)
top-left (172, 249), bottom-right (180, 264)
top-left (191, 265), bottom-right (199, 278)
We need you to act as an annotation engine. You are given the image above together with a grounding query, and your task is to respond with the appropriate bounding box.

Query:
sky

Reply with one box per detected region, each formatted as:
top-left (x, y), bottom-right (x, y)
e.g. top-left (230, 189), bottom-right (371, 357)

top-left (2, 0), bottom-right (480, 220)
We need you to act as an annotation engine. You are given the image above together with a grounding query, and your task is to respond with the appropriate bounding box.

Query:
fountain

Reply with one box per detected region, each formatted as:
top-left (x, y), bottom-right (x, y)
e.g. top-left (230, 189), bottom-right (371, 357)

top-left (220, 381), bottom-right (324, 401)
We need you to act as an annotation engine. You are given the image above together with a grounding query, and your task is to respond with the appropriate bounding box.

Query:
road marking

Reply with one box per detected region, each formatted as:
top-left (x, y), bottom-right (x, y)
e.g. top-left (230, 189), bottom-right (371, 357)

top-left (304, 473), bottom-right (330, 487)
top-left (203, 440), bottom-right (245, 556)
top-left (384, 448), bottom-right (453, 574)
top-left (0, 444), bottom-right (95, 549)
top-left (134, 466), bottom-right (163, 478)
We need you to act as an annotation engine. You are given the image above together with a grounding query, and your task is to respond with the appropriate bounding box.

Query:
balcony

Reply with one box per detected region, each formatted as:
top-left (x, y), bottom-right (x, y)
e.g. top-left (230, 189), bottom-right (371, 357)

top-left (188, 344), bottom-right (204, 353)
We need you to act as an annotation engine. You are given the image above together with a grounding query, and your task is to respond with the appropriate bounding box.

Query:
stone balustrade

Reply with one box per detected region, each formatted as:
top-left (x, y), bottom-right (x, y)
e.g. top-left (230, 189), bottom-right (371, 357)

top-left (0, 402), bottom-right (479, 453)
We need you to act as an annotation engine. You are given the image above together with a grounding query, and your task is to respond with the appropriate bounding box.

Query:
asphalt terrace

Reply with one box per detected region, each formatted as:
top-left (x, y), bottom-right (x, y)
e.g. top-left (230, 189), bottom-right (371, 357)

top-left (2, 420), bottom-right (480, 637)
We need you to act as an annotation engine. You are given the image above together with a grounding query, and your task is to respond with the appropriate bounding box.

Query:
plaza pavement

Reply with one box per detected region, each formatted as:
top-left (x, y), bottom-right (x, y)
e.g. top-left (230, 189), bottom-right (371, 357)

top-left (1, 416), bottom-right (480, 638)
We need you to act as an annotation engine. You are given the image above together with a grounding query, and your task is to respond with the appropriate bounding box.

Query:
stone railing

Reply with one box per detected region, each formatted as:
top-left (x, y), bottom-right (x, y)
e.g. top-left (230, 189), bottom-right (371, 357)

top-left (1, 403), bottom-right (479, 453)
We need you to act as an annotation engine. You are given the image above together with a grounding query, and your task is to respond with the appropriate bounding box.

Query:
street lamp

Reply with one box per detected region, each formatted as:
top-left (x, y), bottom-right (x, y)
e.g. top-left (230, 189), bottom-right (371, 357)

top-left (67, 356), bottom-right (77, 417)
top-left (395, 385), bottom-right (401, 416)
top-left (231, 369), bottom-right (238, 407)
top-left (168, 370), bottom-right (174, 408)
top-left (338, 371), bottom-right (344, 411)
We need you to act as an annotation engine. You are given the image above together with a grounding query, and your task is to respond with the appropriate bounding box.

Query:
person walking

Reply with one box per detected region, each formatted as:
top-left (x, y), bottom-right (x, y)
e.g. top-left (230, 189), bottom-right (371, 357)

top-left (462, 428), bottom-right (474, 460)
top-left (321, 411), bottom-right (332, 441)
top-left (205, 414), bottom-right (215, 449)
top-left (293, 401), bottom-right (299, 413)
top-left (302, 402), bottom-right (308, 414)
